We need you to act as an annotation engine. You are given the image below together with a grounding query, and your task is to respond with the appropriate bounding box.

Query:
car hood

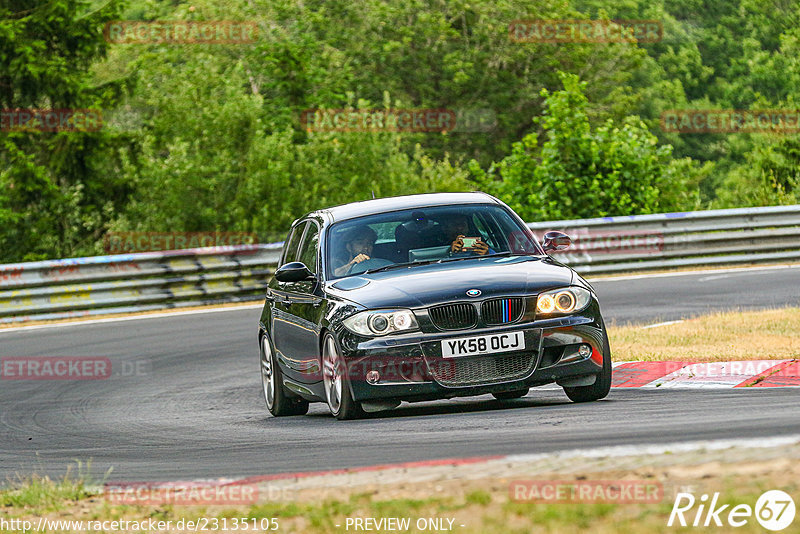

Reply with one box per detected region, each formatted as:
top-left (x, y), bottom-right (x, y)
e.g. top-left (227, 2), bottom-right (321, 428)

top-left (326, 256), bottom-right (575, 309)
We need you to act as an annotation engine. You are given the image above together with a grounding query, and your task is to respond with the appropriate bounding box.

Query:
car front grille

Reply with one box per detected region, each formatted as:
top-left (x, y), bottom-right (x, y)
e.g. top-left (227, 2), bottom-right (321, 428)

top-left (481, 297), bottom-right (524, 325)
top-left (428, 297), bottom-right (525, 330)
top-left (427, 352), bottom-right (536, 387)
top-left (429, 303), bottom-right (478, 330)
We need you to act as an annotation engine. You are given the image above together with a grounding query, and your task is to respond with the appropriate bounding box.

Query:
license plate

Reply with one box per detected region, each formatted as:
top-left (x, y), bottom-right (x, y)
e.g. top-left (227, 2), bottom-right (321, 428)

top-left (441, 331), bottom-right (525, 358)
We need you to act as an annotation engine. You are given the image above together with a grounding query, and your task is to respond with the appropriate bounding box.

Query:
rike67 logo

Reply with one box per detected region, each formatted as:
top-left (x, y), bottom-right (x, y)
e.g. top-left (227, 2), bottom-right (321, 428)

top-left (669, 490), bottom-right (795, 531)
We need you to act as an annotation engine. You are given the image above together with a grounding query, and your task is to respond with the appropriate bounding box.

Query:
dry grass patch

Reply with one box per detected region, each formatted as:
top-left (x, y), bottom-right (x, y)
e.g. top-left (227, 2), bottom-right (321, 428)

top-left (608, 307), bottom-right (800, 361)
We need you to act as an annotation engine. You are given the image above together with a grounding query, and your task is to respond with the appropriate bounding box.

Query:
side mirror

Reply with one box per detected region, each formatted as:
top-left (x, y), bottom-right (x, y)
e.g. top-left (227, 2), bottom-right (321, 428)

top-left (275, 262), bottom-right (316, 283)
top-left (542, 231), bottom-right (571, 253)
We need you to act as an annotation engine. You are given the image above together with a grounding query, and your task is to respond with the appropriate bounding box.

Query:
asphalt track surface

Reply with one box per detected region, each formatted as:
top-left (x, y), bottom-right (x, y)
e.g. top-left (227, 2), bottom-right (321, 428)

top-left (1, 266), bottom-right (799, 482)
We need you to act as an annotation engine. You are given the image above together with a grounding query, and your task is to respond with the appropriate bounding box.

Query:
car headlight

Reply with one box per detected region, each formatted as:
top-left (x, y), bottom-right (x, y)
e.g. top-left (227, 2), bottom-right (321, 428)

top-left (536, 287), bottom-right (592, 316)
top-left (342, 309), bottom-right (420, 336)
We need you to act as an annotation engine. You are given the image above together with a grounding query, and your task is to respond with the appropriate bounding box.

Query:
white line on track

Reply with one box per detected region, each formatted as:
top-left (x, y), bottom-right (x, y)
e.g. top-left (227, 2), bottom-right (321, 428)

top-left (589, 263), bottom-right (800, 282)
top-left (698, 271), bottom-right (780, 282)
top-left (642, 319), bottom-right (685, 329)
top-left (505, 434), bottom-right (800, 463)
top-left (0, 303), bottom-right (264, 334)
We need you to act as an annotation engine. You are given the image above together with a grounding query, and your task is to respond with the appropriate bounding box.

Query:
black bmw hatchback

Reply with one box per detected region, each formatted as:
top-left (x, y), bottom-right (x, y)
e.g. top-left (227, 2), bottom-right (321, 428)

top-left (258, 192), bottom-right (611, 419)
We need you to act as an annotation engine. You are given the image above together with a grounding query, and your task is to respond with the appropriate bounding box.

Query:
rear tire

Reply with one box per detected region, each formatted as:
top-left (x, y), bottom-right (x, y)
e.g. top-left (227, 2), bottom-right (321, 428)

top-left (322, 333), bottom-right (365, 420)
top-left (261, 335), bottom-right (309, 416)
top-left (563, 329), bottom-right (612, 403)
top-left (492, 389), bottom-right (529, 400)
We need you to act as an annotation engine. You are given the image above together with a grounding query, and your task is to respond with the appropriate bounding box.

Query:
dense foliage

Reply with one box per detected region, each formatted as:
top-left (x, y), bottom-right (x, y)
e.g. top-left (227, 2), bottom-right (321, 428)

top-left (470, 73), bottom-right (712, 221)
top-left (1, 0), bottom-right (799, 261)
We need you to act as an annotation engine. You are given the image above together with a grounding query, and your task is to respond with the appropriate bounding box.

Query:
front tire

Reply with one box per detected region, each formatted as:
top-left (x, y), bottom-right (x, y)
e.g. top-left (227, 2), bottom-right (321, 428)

top-left (261, 335), bottom-right (309, 416)
top-left (322, 333), bottom-right (365, 420)
top-left (563, 329), bottom-right (612, 403)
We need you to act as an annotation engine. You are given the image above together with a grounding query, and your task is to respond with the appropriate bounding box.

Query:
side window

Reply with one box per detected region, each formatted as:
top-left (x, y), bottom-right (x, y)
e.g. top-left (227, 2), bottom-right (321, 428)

top-left (281, 222), bottom-right (307, 266)
top-left (297, 223), bottom-right (320, 273)
top-left (370, 222), bottom-right (400, 243)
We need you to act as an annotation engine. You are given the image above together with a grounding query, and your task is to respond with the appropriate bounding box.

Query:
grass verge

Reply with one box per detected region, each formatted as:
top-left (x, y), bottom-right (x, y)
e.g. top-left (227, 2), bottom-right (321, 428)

top-left (608, 307), bottom-right (800, 361)
top-left (2, 451), bottom-right (798, 533)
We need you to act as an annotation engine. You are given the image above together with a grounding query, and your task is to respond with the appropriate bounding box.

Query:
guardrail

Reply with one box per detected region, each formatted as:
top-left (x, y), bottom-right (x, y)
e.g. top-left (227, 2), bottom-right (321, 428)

top-left (529, 204), bottom-right (800, 274)
top-left (0, 245), bottom-right (282, 324)
top-left (1, 205), bottom-right (799, 323)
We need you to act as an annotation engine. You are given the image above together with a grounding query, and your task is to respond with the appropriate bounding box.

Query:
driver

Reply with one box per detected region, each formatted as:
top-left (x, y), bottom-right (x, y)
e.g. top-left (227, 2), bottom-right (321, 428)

top-left (440, 214), bottom-right (491, 256)
top-left (334, 226), bottom-right (378, 276)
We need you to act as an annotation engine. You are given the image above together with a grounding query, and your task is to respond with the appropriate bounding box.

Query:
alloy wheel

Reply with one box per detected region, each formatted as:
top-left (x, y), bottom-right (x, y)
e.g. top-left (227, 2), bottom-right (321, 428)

top-left (322, 336), bottom-right (343, 414)
top-left (261, 336), bottom-right (275, 410)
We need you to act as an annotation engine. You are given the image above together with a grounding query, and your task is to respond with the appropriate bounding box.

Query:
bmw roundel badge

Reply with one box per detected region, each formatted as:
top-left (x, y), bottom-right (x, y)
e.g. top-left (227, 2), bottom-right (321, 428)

top-left (466, 289), bottom-right (481, 297)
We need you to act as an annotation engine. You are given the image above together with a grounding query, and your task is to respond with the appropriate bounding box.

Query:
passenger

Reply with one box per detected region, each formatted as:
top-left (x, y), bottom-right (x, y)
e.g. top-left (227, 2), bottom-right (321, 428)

top-left (334, 226), bottom-right (378, 276)
top-left (440, 214), bottom-right (492, 256)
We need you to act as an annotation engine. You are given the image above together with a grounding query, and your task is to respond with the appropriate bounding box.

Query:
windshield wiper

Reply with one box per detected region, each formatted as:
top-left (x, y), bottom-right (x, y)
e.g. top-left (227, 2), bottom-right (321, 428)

top-left (439, 251), bottom-right (519, 262)
top-left (361, 252), bottom-right (525, 274)
top-left (360, 259), bottom-right (440, 275)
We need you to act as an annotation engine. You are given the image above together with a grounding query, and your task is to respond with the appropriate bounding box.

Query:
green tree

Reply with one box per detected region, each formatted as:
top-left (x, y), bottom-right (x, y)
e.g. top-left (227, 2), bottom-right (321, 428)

top-left (5, 0), bottom-right (800, 262)
top-left (0, 0), bottom-right (127, 262)
top-left (715, 135), bottom-right (800, 207)
top-left (471, 73), bottom-right (711, 221)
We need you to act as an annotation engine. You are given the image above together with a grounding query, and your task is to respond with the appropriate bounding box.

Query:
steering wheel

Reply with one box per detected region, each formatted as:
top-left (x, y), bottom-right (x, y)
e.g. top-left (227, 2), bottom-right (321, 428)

top-left (346, 257), bottom-right (394, 275)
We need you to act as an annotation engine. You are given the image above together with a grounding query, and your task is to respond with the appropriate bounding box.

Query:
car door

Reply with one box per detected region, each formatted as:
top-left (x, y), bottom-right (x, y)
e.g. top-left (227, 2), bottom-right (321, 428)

top-left (270, 221), bottom-right (307, 379)
top-left (271, 220), bottom-right (324, 383)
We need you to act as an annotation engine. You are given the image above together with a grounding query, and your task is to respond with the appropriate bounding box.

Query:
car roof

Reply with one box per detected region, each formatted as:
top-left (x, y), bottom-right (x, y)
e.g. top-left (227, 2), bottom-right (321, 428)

top-left (308, 192), bottom-right (500, 224)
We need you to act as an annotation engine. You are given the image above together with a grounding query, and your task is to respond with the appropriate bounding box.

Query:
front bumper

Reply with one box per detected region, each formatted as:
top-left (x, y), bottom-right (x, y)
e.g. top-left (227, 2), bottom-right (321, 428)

top-left (339, 308), bottom-right (606, 403)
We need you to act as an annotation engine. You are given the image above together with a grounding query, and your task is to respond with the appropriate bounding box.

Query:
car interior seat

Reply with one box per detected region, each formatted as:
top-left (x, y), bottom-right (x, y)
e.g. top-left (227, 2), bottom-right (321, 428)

top-left (395, 211), bottom-right (442, 261)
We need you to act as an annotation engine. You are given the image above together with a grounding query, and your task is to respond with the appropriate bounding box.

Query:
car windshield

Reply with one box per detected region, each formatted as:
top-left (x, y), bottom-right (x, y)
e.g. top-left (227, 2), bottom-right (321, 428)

top-left (326, 204), bottom-right (541, 279)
